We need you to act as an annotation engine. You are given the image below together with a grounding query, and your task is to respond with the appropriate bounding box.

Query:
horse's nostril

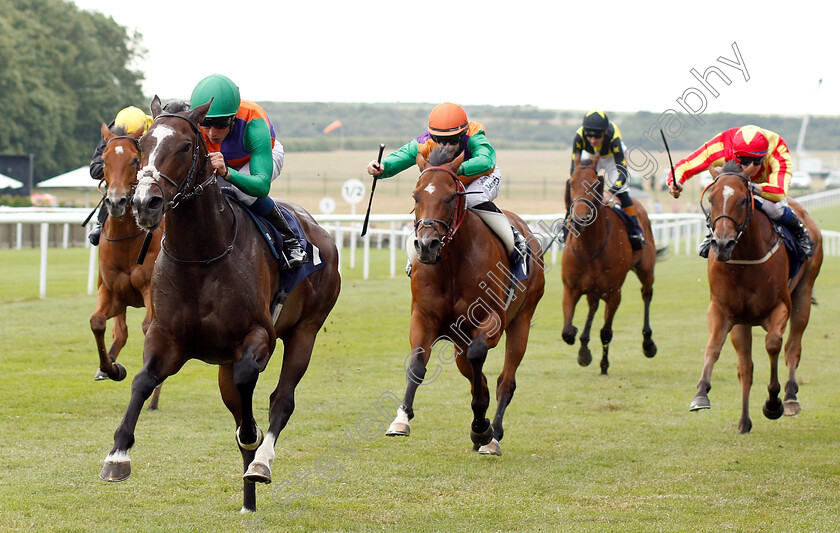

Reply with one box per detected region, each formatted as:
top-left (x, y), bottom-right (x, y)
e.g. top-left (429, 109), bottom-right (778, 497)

top-left (147, 196), bottom-right (164, 212)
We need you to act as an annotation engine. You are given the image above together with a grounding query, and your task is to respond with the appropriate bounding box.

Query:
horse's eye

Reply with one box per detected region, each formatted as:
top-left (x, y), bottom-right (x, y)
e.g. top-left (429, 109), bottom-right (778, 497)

top-left (181, 141), bottom-right (192, 153)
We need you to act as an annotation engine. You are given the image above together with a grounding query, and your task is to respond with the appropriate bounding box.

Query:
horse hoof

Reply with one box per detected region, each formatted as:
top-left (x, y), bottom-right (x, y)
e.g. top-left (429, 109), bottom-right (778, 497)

top-left (578, 349), bottom-right (592, 367)
top-left (643, 339), bottom-right (657, 358)
top-left (477, 438), bottom-right (502, 456)
top-left (763, 399), bottom-right (784, 420)
top-left (100, 459), bottom-right (131, 482)
top-left (738, 419), bottom-right (752, 434)
top-left (561, 327), bottom-right (577, 345)
top-left (470, 423), bottom-right (494, 448)
top-left (112, 363), bottom-right (127, 382)
top-left (689, 396), bottom-right (711, 411)
top-left (385, 421), bottom-right (410, 436)
top-left (94, 369), bottom-right (109, 381)
top-left (783, 400), bottom-right (801, 416)
top-left (243, 461), bottom-right (271, 484)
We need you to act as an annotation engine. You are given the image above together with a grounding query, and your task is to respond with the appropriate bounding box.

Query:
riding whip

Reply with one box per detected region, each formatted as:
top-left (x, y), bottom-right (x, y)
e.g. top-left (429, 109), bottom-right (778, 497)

top-left (660, 129), bottom-right (676, 189)
top-left (361, 143), bottom-right (386, 237)
top-left (136, 231), bottom-right (153, 264)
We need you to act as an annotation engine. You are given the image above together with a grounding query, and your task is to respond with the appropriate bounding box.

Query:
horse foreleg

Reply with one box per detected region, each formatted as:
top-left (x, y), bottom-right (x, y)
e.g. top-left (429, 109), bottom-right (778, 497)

top-left (691, 307), bottom-right (732, 412)
top-left (386, 323), bottom-right (436, 437)
top-left (90, 289), bottom-right (127, 381)
top-left (578, 294), bottom-right (599, 368)
top-left (481, 316), bottom-right (532, 456)
top-left (761, 303), bottom-right (789, 423)
top-left (561, 285), bottom-right (581, 346)
top-left (456, 338), bottom-right (492, 450)
top-left (233, 328), bottom-right (270, 453)
top-left (218, 365), bottom-right (256, 512)
top-left (640, 284), bottom-right (657, 359)
top-left (140, 292), bottom-right (162, 410)
top-left (100, 344), bottom-right (183, 482)
top-left (782, 285), bottom-right (814, 416)
top-left (245, 327), bottom-right (317, 491)
top-left (730, 324), bottom-right (754, 433)
top-left (599, 291), bottom-right (622, 375)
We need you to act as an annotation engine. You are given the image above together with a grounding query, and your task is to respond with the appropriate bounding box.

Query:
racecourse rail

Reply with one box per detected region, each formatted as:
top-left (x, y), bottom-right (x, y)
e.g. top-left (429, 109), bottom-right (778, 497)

top-left (2, 187), bottom-right (839, 298)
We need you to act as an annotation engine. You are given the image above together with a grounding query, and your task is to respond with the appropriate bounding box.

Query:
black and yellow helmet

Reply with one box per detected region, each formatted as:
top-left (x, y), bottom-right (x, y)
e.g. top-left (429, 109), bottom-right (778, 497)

top-left (582, 110), bottom-right (609, 136)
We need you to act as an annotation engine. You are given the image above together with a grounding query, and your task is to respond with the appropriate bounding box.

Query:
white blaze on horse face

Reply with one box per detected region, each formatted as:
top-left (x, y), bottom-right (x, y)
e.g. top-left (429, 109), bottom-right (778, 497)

top-left (133, 125), bottom-right (175, 203)
top-left (424, 184), bottom-right (436, 195)
top-left (114, 146), bottom-right (124, 155)
top-left (722, 185), bottom-right (735, 212)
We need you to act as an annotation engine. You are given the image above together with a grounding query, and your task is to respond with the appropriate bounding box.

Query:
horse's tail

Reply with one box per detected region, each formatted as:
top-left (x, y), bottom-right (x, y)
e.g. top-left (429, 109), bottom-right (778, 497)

top-left (655, 244), bottom-right (669, 262)
top-left (812, 296), bottom-right (818, 306)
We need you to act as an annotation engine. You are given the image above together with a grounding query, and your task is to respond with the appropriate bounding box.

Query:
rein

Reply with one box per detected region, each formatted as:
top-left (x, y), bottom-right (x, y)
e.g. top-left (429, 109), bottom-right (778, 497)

top-left (414, 166), bottom-right (469, 248)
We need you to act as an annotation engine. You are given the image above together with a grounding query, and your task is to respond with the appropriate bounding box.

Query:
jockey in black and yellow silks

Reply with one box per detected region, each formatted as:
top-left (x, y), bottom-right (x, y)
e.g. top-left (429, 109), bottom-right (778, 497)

top-left (565, 110), bottom-right (645, 248)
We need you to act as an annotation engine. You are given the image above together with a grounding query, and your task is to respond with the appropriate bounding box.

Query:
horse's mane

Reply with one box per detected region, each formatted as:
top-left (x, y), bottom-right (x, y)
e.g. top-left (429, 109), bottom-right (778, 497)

top-left (162, 100), bottom-right (191, 114)
top-left (721, 159), bottom-right (741, 174)
top-left (110, 124), bottom-right (129, 136)
top-left (428, 145), bottom-right (457, 167)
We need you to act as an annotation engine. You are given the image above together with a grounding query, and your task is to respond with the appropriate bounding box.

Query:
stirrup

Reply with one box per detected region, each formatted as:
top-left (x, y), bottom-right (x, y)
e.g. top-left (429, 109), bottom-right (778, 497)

top-left (282, 244), bottom-right (308, 270)
top-left (698, 236), bottom-right (712, 258)
top-left (405, 258), bottom-right (412, 277)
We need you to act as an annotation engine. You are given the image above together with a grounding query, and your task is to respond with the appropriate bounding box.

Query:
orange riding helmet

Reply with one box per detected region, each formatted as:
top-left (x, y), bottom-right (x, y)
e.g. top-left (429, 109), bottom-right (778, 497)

top-left (428, 102), bottom-right (469, 137)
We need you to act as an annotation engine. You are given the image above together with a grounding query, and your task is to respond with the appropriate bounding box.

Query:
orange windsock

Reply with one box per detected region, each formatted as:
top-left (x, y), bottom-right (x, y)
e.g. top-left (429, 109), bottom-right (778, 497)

top-left (323, 120), bottom-right (342, 134)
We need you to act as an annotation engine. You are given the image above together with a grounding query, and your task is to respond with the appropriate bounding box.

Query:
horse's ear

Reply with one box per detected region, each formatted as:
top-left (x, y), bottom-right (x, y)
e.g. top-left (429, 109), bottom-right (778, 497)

top-left (450, 150), bottom-right (465, 173)
top-left (574, 153), bottom-right (582, 167)
top-left (150, 95), bottom-right (163, 118)
top-left (593, 152), bottom-right (601, 167)
top-left (189, 99), bottom-right (213, 125)
top-left (101, 122), bottom-right (112, 140)
top-left (129, 124), bottom-right (145, 138)
top-left (416, 152), bottom-right (429, 171)
top-left (709, 166), bottom-right (721, 178)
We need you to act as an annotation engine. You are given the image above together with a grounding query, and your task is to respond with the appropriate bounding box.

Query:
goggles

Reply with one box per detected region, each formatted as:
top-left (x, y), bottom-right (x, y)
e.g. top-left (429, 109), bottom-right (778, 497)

top-left (737, 155), bottom-right (765, 167)
top-left (584, 130), bottom-right (604, 139)
top-left (200, 115), bottom-right (234, 129)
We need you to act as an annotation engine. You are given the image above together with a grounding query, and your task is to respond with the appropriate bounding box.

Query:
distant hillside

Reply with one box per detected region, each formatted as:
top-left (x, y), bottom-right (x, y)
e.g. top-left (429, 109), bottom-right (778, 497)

top-left (258, 101), bottom-right (840, 153)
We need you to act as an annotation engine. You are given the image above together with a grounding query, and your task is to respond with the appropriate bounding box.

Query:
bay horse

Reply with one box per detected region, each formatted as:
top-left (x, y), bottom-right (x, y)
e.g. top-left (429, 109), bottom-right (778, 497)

top-left (89, 123), bottom-right (163, 409)
top-left (561, 153), bottom-right (658, 375)
top-left (690, 161), bottom-right (822, 433)
top-left (99, 96), bottom-right (341, 513)
top-left (385, 146), bottom-right (545, 456)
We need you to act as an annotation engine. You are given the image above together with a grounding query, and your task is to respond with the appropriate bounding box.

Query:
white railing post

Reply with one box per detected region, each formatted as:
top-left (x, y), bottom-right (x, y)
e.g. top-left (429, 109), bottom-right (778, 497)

top-left (39, 222), bottom-right (49, 298)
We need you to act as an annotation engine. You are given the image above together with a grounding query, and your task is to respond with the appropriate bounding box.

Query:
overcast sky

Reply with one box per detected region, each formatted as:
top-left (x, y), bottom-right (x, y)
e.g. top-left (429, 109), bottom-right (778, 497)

top-left (71, 0), bottom-right (837, 117)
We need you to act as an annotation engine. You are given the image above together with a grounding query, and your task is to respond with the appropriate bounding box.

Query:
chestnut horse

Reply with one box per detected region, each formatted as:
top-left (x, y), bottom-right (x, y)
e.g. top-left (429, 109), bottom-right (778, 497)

top-left (561, 153), bottom-right (658, 374)
top-left (89, 123), bottom-right (163, 409)
top-left (385, 147), bottom-right (545, 456)
top-left (690, 162), bottom-right (822, 433)
top-left (99, 96), bottom-right (341, 513)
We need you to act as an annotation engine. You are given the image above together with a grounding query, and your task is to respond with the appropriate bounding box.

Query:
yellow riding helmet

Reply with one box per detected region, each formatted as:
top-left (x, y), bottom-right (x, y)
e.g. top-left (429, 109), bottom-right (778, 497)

top-left (114, 106), bottom-right (152, 134)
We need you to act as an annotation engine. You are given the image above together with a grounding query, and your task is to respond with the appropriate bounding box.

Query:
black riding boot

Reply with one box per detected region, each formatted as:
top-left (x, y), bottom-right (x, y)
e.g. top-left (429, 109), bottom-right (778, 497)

top-left (89, 207), bottom-right (108, 246)
top-left (264, 203), bottom-right (308, 269)
top-left (779, 207), bottom-right (814, 258)
top-left (698, 232), bottom-right (712, 258)
top-left (627, 214), bottom-right (646, 249)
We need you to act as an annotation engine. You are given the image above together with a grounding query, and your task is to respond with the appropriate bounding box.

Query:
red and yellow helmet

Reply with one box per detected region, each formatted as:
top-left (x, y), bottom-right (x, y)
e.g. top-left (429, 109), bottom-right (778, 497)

top-left (428, 102), bottom-right (468, 137)
top-left (733, 125), bottom-right (769, 157)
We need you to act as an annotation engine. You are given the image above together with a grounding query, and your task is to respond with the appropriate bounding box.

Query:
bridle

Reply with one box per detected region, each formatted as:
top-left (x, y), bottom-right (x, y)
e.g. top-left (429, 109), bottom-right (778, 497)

top-left (700, 171), bottom-right (754, 247)
top-left (140, 112), bottom-right (237, 265)
top-left (99, 134), bottom-right (144, 242)
top-left (413, 166), bottom-right (469, 249)
top-left (567, 164), bottom-right (610, 262)
top-left (138, 113), bottom-right (217, 211)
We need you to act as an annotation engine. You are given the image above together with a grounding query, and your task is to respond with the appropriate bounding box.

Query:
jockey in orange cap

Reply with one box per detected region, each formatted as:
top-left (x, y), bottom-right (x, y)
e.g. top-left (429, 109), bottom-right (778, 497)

top-left (668, 125), bottom-right (813, 258)
top-left (366, 102), bottom-right (529, 278)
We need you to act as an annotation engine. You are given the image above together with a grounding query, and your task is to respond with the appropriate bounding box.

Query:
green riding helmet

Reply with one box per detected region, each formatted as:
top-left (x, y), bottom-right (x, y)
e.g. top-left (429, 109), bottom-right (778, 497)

top-left (190, 74), bottom-right (241, 118)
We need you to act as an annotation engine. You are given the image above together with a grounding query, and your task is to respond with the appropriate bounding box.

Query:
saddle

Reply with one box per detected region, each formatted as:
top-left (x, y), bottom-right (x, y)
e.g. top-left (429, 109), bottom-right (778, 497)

top-left (769, 220), bottom-right (806, 280)
top-left (222, 189), bottom-right (326, 321)
top-left (611, 206), bottom-right (643, 251)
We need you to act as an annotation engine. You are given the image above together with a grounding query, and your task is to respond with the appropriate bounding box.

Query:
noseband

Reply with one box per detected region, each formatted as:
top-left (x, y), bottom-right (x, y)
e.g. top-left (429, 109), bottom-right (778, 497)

top-left (138, 113), bottom-right (216, 210)
top-left (414, 166), bottom-right (468, 249)
top-left (701, 172), bottom-right (754, 245)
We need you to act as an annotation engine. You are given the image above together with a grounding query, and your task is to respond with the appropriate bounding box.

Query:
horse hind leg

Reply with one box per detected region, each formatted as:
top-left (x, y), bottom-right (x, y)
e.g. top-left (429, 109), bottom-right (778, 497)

top-left (244, 328), bottom-right (318, 489)
top-left (455, 338), bottom-right (493, 450)
top-left (782, 284), bottom-right (814, 416)
top-left (640, 285), bottom-right (657, 359)
top-left (481, 316), bottom-right (532, 456)
top-left (762, 305), bottom-right (788, 422)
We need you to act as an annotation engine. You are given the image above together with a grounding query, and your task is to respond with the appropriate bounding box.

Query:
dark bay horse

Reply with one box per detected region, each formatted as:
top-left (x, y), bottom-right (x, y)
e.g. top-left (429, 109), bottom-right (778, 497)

top-left (89, 123), bottom-right (163, 409)
top-left (385, 147), bottom-right (545, 456)
top-left (690, 162), bottom-right (822, 433)
top-left (99, 96), bottom-right (341, 513)
top-left (561, 153), bottom-right (658, 374)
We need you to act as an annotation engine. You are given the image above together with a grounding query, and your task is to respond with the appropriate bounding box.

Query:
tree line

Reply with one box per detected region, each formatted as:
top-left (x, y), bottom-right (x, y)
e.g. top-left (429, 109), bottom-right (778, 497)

top-left (1, 0), bottom-right (838, 183)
